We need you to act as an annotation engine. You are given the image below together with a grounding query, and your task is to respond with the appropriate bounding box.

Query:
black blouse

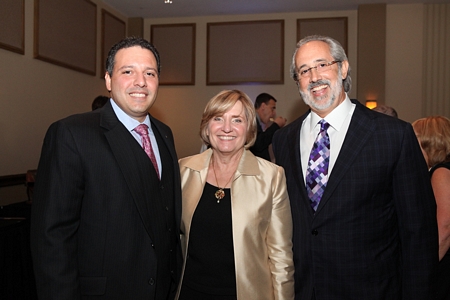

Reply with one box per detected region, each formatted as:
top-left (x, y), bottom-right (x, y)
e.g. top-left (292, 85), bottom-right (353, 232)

top-left (182, 182), bottom-right (237, 296)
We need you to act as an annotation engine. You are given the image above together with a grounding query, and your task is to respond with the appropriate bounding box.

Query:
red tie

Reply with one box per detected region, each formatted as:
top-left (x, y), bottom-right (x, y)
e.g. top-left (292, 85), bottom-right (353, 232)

top-left (134, 124), bottom-right (160, 179)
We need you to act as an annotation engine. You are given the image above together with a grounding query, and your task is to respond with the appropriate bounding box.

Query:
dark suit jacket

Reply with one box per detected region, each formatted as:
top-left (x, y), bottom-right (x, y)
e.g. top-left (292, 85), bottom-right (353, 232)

top-left (272, 99), bottom-right (438, 300)
top-left (30, 101), bottom-right (182, 300)
top-left (250, 121), bottom-right (280, 161)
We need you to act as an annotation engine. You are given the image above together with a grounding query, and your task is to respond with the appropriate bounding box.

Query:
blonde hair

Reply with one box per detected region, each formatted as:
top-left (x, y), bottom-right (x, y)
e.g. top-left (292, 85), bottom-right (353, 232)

top-left (199, 90), bottom-right (257, 149)
top-left (412, 116), bottom-right (450, 168)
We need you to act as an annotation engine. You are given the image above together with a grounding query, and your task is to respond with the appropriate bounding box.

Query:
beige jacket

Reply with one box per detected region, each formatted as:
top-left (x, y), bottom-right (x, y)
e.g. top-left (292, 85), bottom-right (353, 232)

top-left (176, 149), bottom-right (294, 300)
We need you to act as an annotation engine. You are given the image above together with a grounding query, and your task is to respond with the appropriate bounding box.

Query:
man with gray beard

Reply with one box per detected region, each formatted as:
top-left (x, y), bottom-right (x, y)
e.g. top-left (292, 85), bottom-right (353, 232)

top-left (272, 35), bottom-right (438, 300)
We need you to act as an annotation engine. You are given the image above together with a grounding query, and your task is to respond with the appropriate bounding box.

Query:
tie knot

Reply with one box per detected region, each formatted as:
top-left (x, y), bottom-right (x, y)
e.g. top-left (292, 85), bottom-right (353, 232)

top-left (319, 120), bottom-right (330, 132)
top-left (134, 124), bottom-right (149, 136)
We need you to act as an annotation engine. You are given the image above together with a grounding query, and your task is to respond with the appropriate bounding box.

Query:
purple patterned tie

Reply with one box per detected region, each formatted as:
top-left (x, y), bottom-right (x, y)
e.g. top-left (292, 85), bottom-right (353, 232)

top-left (305, 120), bottom-right (330, 211)
top-left (134, 124), bottom-right (160, 179)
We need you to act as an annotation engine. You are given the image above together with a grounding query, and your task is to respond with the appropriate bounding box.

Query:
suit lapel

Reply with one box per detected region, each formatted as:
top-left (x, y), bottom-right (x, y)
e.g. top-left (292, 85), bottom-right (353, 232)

top-left (315, 100), bottom-right (376, 214)
top-left (150, 117), bottom-right (182, 231)
top-left (100, 102), bottom-right (155, 240)
top-left (289, 117), bottom-right (307, 193)
top-left (150, 118), bottom-right (176, 170)
top-left (288, 113), bottom-right (317, 218)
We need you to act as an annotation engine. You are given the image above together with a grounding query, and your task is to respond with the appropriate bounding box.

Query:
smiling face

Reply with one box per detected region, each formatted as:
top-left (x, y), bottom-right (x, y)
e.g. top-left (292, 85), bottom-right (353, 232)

top-left (105, 46), bottom-right (159, 122)
top-left (208, 101), bottom-right (248, 156)
top-left (295, 41), bottom-right (349, 118)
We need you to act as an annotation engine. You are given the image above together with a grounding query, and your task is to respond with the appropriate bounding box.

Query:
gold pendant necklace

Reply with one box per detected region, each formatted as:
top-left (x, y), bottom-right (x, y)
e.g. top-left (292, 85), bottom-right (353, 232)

top-left (211, 155), bottom-right (235, 203)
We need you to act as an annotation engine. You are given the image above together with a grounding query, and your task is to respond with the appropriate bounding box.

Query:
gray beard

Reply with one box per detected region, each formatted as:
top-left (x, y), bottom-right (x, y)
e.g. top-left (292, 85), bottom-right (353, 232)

top-left (299, 72), bottom-right (343, 111)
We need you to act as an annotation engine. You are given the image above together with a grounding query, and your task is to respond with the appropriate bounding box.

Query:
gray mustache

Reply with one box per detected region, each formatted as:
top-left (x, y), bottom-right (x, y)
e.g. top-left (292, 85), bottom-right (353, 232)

top-left (308, 80), bottom-right (330, 91)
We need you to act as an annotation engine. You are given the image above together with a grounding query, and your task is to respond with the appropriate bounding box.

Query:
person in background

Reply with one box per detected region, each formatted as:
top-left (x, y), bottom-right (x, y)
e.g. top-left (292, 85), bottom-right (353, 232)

top-left (372, 104), bottom-right (398, 118)
top-left (31, 37), bottom-right (182, 300)
top-left (176, 89), bottom-right (294, 300)
top-left (412, 115), bottom-right (450, 300)
top-left (272, 35), bottom-right (438, 300)
top-left (250, 93), bottom-right (286, 161)
top-left (91, 95), bottom-right (109, 111)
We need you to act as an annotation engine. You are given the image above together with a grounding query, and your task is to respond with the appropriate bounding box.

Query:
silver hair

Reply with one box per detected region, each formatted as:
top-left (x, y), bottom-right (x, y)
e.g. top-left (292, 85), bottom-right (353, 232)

top-left (290, 35), bottom-right (352, 93)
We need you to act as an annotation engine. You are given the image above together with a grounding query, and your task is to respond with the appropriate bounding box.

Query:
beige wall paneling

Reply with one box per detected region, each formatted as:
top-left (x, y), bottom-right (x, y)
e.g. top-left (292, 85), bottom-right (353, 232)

top-left (423, 3), bottom-right (450, 118)
top-left (297, 17), bottom-right (348, 53)
top-left (128, 17), bottom-right (144, 38)
top-left (207, 20), bottom-right (284, 85)
top-left (0, 0), bottom-right (125, 176)
top-left (151, 23), bottom-right (196, 85)
top-left (357, 3), bottom-right (386, 107)
top-left (0, 0), bottom-right (25, 54)
top-left (34, 0), bottom-right (97, 75)
top-left (101, 9), bottom-right (126, 77)
top-left (144, 11), bottom-right (357, 159)
top-left (385, 4), bottom-right (425, 122)
top-left (0, 6), bottom-right (359, 176)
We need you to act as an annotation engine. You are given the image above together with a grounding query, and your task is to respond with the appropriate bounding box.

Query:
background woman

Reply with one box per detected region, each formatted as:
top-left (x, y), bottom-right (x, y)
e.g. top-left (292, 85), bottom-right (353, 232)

top-left (176, 90), bottom-right (294, 300)
top-left (413, 116), bottom-right (450, 300)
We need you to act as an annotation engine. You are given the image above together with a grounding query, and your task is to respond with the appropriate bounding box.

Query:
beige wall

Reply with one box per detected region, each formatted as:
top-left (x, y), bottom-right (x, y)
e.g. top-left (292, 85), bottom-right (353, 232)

top-left (0, 0), bottom-right (125, 176)
top-left (0, 2), bottom-right (431, 176)
top-left (357, 4), bottom-right (386, 105)
top-left (385, 4), bottom-right (425, 122)
top-left (144, 10), bottom-right (358, 160)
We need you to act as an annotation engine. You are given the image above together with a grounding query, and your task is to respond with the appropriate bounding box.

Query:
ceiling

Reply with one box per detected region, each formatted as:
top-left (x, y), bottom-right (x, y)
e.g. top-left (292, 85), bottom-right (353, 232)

top-left (102, 0), bottom-right (444, 18)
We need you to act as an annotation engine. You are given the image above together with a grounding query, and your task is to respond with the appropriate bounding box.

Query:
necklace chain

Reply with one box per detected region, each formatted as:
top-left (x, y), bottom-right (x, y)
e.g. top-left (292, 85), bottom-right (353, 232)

top-left (211, 155), bottom-right (235, 203)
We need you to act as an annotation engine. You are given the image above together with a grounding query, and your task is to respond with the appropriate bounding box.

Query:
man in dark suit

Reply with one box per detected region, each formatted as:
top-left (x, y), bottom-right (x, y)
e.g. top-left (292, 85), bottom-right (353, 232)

top-left (272, 35), bottom-right (438, 299)
top-left (250, 93), bottom-right (286, 161)
top-left (30, 37), bottom-right (182, 299)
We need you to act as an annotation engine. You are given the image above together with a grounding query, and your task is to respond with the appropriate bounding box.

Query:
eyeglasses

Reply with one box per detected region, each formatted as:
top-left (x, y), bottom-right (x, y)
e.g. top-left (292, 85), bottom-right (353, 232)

top-left (296, 61), bottom-right (341, 79)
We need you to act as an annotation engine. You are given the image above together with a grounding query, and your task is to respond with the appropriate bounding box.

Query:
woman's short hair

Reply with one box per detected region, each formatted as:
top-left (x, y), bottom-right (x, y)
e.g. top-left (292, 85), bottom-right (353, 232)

top-left (412, 115), bottom-right (450, 168)
top-left (200, 90), bottom-right (257, 149)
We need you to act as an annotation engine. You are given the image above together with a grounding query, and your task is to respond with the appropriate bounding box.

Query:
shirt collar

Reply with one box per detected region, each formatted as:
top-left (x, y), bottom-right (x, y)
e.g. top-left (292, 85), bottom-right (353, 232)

top-left (110, 99), bottom-right (151, 131)
top-left (309, 93), bottom-right (352, 132)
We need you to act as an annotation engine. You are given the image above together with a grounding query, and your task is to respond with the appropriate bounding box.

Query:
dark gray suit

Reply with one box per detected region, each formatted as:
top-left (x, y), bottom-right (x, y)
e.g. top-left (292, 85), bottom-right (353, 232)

top-left (31, 101), bottom-right (182, 299)
top-left (273, 99), bottom-right (438, 300)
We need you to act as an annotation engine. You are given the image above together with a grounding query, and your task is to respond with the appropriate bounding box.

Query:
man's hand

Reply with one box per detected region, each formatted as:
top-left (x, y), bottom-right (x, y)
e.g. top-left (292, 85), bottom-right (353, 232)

top-left (272, 116), bottom-right (287, 127)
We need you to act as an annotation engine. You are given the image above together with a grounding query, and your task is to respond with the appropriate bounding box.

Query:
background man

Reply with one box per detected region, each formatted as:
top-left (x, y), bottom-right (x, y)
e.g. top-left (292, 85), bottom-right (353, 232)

top-left (250, 93), bottom-right (286, 161)
top-left (373, 104), bottom-right (398, 118)
top-left (91, 95), bottom-right (109, 111)
top-left (31, 37), bottom-right (182, 299)
top-left (273, 35), bottom-right (438, 299)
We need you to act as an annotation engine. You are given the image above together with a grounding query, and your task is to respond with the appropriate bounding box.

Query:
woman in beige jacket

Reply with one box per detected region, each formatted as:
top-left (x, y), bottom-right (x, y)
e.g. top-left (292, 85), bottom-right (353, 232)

top-left (176, 90), bottom-right (294, 300)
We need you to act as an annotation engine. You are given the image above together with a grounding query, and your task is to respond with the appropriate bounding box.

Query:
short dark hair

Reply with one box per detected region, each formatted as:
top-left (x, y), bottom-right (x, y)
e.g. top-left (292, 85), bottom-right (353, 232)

top-left (373, 105), bottom-right (398, 118)
top-left (105, 37), bottom-right (161, 76)
top-left (254, 93), bottom-right (277, 109)
top-left (91, 95), bottom-right (109, 111)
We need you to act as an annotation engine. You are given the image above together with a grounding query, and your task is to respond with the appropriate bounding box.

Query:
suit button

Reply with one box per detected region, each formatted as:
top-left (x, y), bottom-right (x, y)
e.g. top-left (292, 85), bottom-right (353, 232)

top-left (148, 278), bottom-right (155, 285)
top-left (311, 230), bottom-right (318, 236)
top-left (151, 243), bottom-right (155, 248)
top-left (165, 206), bottom-right (169, 211)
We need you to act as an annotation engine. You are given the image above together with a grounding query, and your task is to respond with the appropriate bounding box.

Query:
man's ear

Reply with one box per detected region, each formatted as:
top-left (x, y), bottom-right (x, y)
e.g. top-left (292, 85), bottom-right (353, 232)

top-left (340, 60), bottom-right (349, 79)
top-left (105, 72), bottom-right (112, 92)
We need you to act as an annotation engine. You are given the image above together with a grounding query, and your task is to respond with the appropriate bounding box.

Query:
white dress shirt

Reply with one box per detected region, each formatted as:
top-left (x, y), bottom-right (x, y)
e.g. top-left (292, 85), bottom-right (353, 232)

top-left (300, 95), bottom-right (355, 183)
top-left (110, 99), bottom-right (162, 175)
